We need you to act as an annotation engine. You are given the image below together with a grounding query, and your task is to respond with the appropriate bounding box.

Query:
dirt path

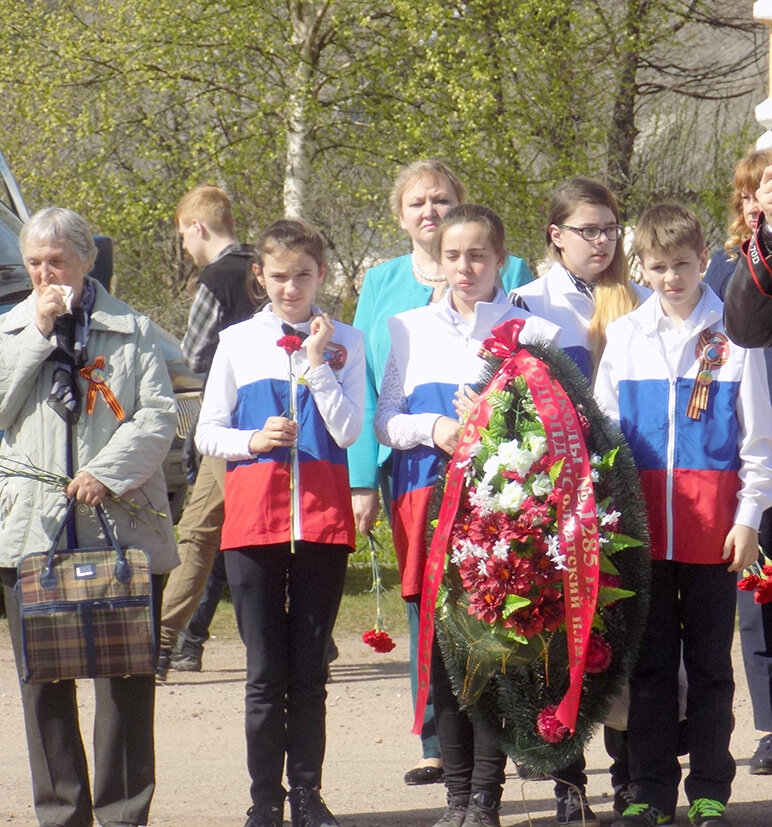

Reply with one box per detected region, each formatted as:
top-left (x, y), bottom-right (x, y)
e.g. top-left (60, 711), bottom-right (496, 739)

top-left (1, 626), bottom-right (770, 826)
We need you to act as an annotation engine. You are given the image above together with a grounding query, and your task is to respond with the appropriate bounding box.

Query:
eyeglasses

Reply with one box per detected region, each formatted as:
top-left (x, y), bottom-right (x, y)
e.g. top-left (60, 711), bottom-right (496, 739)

top-left (559, 224), bottom-right (624, 241)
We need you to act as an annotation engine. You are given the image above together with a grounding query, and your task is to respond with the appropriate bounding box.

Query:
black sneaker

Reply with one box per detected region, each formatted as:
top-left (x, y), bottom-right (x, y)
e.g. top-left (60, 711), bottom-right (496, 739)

top-left (245, 801), bottom-right (284, 827)
top-left (462, 792), bottom-right (500, 827)
top-left (555, 789), bottom-right (600, 825)
top-left (155, 648), bottom-right (172, 682)
top-left (170, 651), bottom-right (203, 672)
top-left (611, 803), bottom-right (674, 825)
top-left (432, 792), bottom-right (469, 827)
top-left (749, 733), bottom-right (772, 775)
top-left (688, 798), bottom-right (730, 826)
top-left (613, 783), bottom-right (639, 816)
top-left (288, 785), bottom-right (339, 827)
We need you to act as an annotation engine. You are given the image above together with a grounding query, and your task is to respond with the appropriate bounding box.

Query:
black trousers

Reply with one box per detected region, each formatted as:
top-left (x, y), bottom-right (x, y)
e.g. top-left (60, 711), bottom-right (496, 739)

top-left (224, 542), bottom-right (349, 806)
top-left (431, 643), bottom-right (507, 800)
top-left (1, 567), bottom-right (163, 827)
top-left (737, 509), bottom-right (772, 733)
top-left (627, 561), bottom-right (736, 814)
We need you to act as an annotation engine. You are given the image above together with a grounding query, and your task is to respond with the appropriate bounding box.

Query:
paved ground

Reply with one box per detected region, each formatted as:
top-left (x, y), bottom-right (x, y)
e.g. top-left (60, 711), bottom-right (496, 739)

top-left (1, 626), bottom-right (770, 825)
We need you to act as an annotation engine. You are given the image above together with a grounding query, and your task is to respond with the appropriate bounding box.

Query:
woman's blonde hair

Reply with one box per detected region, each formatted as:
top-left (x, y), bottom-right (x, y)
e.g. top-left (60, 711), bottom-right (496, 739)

top-left (389, 159), bottom-right (467, 218)
top-left (725, 148), bottom-right (772, 258)
top-left (547, 177), bottom-right (639, 369)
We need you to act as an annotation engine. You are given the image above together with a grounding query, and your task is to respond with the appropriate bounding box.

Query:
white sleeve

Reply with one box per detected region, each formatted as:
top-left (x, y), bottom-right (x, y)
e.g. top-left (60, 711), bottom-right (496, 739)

top-left (303, 332), bottom-right (365, 449)
top-left (734, 346), bottom-right (772, 529)
top-left (374, 350), bottom-right (439, 450)
top-left (593, 340), bottom-right (621, 426)
top-left (195, 339), bottom-right (255, 461)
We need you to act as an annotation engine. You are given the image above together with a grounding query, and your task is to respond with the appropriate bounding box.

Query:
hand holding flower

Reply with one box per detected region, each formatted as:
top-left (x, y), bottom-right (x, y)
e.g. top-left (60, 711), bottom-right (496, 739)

top-left (67, 471), bottom-right (108, 506)
top-left (723, 523), bottom-right (759, 573)
top-left (249, 416), bottom-right (298, 454)
top-left (306, 312), bottom-right (335, 368)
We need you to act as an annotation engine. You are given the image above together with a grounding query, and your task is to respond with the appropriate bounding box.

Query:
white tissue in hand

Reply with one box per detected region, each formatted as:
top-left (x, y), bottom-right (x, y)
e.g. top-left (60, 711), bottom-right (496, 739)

top-left (59, 285), bottom-right (74, 314)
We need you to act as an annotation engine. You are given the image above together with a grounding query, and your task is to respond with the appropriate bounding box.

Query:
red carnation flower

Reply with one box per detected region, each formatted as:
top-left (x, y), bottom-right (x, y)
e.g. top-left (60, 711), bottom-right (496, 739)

top-left (738, 574), bottom-right (761, 592)
top-left (362, 629), bottom-right (396, 653)
top-left (762, 564), bottom-right (772, 577)
top-left (277, 334), bottom-right (303, 354)
top-left (754, 579), bottom-right (772, 605)
top-left (536, 705), bottom-right (570, 744)
top-left (585, 632), bottom-right (613, 674)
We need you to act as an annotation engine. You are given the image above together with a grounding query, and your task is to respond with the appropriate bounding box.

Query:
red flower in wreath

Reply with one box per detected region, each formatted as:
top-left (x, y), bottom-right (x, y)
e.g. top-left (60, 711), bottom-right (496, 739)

top-left (362, 629), bottom-right (396, 653)
top-left (277, 334), bottom-right (303, 354)
top-left (585, 632), bottom-right (613, 674)
top-left (536, 705), bottom-right (570, 744)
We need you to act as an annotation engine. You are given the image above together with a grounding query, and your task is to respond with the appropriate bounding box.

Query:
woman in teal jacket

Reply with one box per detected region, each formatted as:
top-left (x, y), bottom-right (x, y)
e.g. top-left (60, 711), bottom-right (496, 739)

top-left (349, 159), bottom-right (532, 786)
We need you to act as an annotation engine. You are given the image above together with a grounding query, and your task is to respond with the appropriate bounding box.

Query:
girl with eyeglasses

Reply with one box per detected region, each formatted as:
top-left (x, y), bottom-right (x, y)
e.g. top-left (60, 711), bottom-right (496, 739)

top-left (511, 177), bottom-right (648, 382)
top-left (509, 177), bottom-right (649, 825)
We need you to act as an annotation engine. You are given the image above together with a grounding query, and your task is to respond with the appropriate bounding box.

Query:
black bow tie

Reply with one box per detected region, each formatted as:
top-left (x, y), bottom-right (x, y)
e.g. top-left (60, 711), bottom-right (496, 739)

top-left (281, 322), bottom-right (308, 342)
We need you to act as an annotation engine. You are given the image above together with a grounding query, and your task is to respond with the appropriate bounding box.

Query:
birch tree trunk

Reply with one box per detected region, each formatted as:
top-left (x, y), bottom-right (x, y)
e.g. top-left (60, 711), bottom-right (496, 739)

top-left (284, 1), bottom-right (330, 219)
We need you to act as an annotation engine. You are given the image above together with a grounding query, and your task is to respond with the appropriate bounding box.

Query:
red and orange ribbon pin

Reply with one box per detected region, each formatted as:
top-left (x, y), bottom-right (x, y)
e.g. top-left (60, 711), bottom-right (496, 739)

top-left (80, 357), bottom-right (125, 422)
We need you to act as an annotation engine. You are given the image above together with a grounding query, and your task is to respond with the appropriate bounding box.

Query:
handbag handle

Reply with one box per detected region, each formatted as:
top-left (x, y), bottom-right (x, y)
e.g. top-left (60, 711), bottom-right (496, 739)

top-left (41, 499), bottom-right (132, 589)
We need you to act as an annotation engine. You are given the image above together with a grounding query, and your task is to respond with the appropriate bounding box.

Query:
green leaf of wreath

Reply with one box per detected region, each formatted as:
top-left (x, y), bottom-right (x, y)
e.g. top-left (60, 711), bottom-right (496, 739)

top-left (501, 594), bottom-right (532, 618)
top-left (597, 585), bottom-right (635, 608)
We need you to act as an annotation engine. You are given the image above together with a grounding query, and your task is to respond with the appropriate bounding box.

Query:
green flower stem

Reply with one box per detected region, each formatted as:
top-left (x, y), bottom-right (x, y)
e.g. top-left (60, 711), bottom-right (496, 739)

top-left (368, 532), bottom-right (385, 632)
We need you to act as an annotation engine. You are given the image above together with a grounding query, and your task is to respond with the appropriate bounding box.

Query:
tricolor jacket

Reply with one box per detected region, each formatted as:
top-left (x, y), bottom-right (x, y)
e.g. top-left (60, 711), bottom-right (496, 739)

top-left (595, 287), bottom-right (772, 564)
top-left (510, 262), bottom-right (650, 381)
top-left (374, 289), bottom-right (560, 598)
top-left (195, 304), bottom-right (365, 551)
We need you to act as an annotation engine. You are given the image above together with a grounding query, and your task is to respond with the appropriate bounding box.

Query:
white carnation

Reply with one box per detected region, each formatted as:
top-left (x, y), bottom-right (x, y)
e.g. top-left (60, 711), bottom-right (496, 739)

top-left (495, 480), bottom-right (527, 513)
top-left (530, 472), bottom-right (553, 497)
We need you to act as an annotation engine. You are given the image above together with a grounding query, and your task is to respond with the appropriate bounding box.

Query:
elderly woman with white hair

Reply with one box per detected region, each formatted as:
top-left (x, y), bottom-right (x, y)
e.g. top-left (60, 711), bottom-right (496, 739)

top-left (0, 207), bottom-right (178, 827)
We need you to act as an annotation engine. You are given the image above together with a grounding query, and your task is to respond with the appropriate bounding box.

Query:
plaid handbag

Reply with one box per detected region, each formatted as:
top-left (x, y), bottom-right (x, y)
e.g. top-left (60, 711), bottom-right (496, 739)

top-left (16, 500), bottom-right (155, 683)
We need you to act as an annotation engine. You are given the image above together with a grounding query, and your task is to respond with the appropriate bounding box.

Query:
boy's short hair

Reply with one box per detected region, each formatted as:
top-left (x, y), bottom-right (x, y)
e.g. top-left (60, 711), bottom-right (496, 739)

top-left (175, 185), bottom-right (235, 236)
top-left (634, 203), bottom-right (705, 260)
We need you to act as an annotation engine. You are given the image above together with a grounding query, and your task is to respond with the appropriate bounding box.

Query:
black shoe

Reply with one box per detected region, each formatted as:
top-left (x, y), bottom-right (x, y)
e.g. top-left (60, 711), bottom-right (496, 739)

top-left (170, 651), bottom-right (203, 671)
top-left (556, 789), bottom-right (600, 825)
top-left (462, 792), bottom-right (500, 827)
top-left (245, 801), bottom-right (284, 827)
top-left (288, 785), bottom-right (338, 827)
top-left (750, 733), bottom-right (772, 775)
top-left (688, 798), bottom-right (730, 826)
top-left (404, 763), bottom-right (444, 785)
top-left (432, 792), bottom-right (469, 827)
top-left (155, 647), bottom-right (172, 682)
top-left (611, 803), bottom-right (674, 825)
top-left (613, 783), bottom-right (639, 816)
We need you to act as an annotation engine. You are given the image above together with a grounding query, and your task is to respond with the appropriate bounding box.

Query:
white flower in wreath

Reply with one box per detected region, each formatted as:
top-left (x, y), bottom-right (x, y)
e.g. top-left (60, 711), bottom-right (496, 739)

top-left (530, 472), bottom-right (553, 497)
top-left (495, 480), bottom-right (527, 513)
top-left (482, 454), bottom-right (502, 484)
top-left (470, 482), bottom-right (495, 515)
top-left (492, 538), bottom-right (510, 560)
top-left (527, 433), bottom-right (548, 460)
top-left (546, 533), bottom-right (568, 570)
top-left (498, 439), bottom-right (536, 477)
top-left (451, 538), bottom-right (483, 565)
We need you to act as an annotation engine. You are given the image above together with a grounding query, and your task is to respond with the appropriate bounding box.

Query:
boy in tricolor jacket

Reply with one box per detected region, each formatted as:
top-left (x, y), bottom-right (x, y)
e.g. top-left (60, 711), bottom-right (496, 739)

top-left (595, 204), bottom-right (772, 827)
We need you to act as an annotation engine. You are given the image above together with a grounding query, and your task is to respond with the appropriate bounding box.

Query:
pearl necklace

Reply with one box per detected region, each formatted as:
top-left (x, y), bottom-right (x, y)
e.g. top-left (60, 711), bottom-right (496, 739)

top-left (411, 252), bottom-right (447, 283)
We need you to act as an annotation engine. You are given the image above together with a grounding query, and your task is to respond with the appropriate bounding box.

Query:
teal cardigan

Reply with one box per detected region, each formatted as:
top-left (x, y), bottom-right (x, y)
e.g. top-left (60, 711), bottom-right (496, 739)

top-left (348, 253), bottom-right (532, 489)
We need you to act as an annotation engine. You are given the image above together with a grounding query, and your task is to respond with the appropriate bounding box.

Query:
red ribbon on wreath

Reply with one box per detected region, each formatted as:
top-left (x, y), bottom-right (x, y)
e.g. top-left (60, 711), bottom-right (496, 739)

top-left (413, 318), bottom-right (600, 735)
top-left (80, 357), bottom-right (125, 422)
